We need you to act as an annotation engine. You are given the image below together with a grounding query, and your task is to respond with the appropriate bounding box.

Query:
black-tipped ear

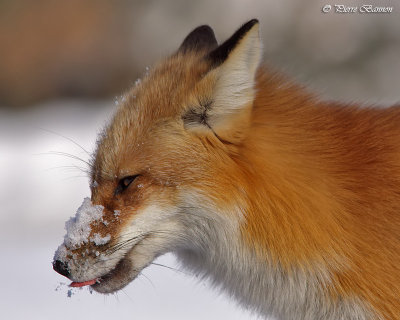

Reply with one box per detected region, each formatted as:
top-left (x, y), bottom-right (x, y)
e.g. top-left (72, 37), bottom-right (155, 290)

top-left (183, 19), bottom-right (261, 144)
top-left (178, 25), bottom-right (218, 54)
top-left (207, 19), bottom-right (259, 67)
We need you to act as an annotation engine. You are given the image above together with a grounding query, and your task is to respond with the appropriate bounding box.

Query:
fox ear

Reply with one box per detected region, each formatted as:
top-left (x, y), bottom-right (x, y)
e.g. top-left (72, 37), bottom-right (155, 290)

top-left (178, 25), bottom-right (218, 54)
top-left (207, 19), bottom-right (260, 70)
top-left (183, 20), bottom-right (262, 144)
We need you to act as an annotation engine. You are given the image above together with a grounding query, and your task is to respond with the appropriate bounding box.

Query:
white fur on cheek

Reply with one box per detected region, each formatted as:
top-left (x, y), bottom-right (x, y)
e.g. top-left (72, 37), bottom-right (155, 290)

top-left (98, 203), bottom-right (185, 280)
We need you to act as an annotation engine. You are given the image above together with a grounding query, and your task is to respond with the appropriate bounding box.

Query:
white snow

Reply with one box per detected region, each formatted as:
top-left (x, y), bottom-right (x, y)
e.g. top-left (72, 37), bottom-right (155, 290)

top-left (113, 95), bottom-right (127, 107)
top-left (90, 233), bottom-right (111, 246)
top-left (64, 197), bottom-right (105, 249)
top-left (54, 243), bottom-right (68, 261)
top-left (113, 209), bottom-right (121, 217)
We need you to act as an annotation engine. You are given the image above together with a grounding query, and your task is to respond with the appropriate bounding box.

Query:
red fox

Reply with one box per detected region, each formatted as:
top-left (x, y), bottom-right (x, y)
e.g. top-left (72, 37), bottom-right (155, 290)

top-left (53, 19), bottom-right (400, 319)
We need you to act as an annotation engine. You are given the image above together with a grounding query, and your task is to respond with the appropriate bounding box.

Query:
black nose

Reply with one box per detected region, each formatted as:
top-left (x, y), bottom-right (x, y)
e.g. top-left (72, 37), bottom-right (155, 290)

top-left (53, 259), bottom-right (70, 278)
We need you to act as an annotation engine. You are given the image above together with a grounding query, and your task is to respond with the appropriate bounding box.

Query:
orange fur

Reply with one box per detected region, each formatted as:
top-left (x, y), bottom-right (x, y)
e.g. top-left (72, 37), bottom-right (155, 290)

top-left (240, 69), bottom-right (400, 319)
top-left (55, 21), bottom-right (400, 319)
top-left (90, 52), bottom-right (400, 319)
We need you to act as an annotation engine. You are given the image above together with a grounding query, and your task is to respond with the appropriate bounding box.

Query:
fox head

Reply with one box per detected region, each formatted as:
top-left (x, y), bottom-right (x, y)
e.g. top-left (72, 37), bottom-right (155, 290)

top-left (53, 19), bottom-right (262, 293)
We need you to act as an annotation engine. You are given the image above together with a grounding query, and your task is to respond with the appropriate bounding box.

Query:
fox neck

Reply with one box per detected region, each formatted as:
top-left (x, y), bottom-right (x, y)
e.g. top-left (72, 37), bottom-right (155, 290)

top-left (176, 71), bottom-right (374, 319)
top-left (175, 201), bottom-right (371, 320)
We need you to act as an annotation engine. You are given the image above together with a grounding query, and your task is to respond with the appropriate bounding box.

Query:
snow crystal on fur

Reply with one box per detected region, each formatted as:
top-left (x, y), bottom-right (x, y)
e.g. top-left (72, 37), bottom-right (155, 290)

top-left (64, 197), bottom-right (105, 248)
top-left (90, 233), bottom-right (111, 246)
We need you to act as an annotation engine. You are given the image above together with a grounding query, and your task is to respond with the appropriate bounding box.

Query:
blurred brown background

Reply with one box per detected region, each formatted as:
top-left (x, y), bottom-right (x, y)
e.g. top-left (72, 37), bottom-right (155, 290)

top-left (1, 0), bottom-right (399, 109)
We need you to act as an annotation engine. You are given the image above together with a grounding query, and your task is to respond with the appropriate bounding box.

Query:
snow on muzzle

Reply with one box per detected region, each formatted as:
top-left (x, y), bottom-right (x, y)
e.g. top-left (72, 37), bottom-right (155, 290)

top-left (53, 197), bottom-right (112, 286)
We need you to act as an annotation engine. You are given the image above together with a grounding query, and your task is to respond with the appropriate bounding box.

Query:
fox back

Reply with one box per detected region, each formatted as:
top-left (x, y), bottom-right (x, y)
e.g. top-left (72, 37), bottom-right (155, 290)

top-left (53, 20), bottom-right (400, 320)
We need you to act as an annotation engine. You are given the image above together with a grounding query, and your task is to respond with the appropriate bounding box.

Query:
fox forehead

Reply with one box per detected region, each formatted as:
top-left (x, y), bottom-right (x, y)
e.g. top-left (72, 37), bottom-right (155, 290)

top-left (91, 52), bottom-right (213, 183)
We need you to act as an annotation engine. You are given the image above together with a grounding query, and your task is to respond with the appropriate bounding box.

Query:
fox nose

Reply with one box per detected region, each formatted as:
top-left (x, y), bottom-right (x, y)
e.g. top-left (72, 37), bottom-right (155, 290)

top-left (53, 259), bottom-right (70, 278)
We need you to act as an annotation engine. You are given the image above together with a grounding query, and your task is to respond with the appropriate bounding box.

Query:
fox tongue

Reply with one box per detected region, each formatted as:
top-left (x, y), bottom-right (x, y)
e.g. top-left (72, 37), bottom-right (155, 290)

top-left (70, 279), bottom-right (98, 287)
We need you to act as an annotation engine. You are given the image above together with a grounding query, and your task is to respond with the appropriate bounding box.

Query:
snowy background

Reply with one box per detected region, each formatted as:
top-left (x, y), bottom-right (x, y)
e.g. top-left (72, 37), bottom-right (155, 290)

top-left (0, 101), bottom-right (259, 320)
top-left (1, 1), bottom-right (399, 320)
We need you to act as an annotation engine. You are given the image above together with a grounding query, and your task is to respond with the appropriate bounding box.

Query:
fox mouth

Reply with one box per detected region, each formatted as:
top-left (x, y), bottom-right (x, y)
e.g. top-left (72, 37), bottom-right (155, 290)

top-left (66, 251), bottom-right (136, 293)
top-left (69, 254), bottom-right (136, 291)
top-left (92, 250), bottom-right (142, 293)
top-left (69, 235), bottom-right (149, 293)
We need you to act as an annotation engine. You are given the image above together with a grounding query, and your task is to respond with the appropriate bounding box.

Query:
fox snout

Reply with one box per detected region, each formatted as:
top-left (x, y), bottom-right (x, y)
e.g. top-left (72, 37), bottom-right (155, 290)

top-left (53, 259), bottom-right (70, 278)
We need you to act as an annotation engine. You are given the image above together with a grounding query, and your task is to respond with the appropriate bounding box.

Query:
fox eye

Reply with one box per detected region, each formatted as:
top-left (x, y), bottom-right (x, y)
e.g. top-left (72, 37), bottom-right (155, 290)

top-left (114, 175), bottom-right (139, 196)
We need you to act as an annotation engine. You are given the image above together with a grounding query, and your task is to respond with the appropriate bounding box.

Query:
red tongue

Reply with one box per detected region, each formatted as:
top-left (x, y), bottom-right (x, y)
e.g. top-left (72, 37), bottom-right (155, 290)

top-left (70, 279), bottom-right (98, 287)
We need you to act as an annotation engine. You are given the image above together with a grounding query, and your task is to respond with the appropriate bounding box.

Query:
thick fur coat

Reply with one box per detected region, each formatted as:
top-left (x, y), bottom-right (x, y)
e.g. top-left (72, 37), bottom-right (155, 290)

top-left (54, 20), bottom-right (400, 320)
